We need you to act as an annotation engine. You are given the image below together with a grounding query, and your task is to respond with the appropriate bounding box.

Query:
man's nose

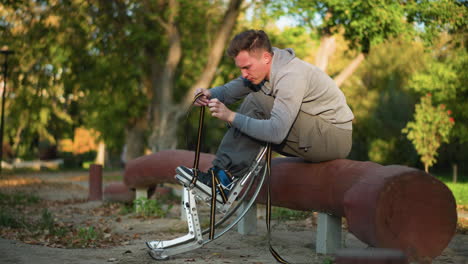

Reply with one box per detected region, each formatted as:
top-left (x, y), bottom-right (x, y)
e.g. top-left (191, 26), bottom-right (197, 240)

top-left (241, 69), bottom-right (248, 78)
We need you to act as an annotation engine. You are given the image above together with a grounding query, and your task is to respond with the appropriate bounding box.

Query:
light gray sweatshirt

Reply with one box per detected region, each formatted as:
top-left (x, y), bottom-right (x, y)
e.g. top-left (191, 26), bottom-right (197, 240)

top-left (210, 47), bottom-right (354, 144)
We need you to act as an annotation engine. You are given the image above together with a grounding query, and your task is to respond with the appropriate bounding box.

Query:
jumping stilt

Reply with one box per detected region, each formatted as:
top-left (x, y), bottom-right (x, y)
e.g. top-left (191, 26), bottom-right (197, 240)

top-left (146, 146), bottom-right (268, 260)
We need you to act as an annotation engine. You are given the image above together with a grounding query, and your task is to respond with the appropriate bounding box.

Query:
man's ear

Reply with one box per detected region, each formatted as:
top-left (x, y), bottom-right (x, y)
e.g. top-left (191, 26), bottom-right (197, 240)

top-left (263, 51), bottom-right (272, 64)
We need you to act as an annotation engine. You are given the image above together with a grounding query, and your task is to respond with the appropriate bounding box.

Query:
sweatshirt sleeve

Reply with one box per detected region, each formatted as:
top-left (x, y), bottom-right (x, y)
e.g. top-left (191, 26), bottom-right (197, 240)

top-left (209, 77), bottom-right (253, 105)
top-left (231, 73), bottom-right (306, 144)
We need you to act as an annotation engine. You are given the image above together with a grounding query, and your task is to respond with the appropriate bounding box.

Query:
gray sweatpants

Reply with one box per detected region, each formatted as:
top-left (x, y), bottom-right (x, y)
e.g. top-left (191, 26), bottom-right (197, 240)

top-left (212, 91), bottom-right (352, 177)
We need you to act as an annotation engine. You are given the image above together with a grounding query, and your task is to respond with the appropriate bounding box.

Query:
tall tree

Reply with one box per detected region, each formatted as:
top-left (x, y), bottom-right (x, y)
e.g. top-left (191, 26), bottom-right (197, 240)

top-left (268, 0), bottom-right (466, 86)
top-left (149, 0), bottom-right (244, 153)
top-left (147, 0), bottom-right (183, 152)
top-left (1, 0), bottom-right (247, 162)
top-left (402, 94), bottom-right (455, 172)
top-left (405, 33), bottom-right (467, 170)
top-left (0, 1), bottom-right (77, 159)
top-left (182, 0), bottom-right (243, 106)
top-left (407, 33), bottom-right (468, 142)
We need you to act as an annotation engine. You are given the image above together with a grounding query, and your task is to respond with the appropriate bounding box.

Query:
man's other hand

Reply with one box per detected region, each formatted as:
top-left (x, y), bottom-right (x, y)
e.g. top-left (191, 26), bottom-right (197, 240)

top-left (194, 88), bottom-right (211, 106)
top-left (208, 99), bottom-right (236, 123)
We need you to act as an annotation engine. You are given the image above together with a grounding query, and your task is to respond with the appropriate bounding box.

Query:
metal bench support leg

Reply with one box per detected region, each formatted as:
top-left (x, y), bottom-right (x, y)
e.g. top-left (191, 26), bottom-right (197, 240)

top-left (237, 201), bottom-right (257, 235)
top-left (316, 212), bottom-right (341, 254)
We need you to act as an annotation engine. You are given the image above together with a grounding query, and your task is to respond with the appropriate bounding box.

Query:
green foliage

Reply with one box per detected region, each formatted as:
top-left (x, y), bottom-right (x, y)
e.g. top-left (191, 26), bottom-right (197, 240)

top-left (38, 208), bottom-right (55, 231)
top-left (268, 0), bottom-right (466, 52)
top-left (433, 171), bottom-right (468, 206)
top-left (368, 138), bottom-right (395, 164)
top-left (267, 27), bottom-right (317, 60)
top-left (402, 94), bottom-right (454, 172)
top-left (0, 1), bottom-right (79, 158)
top-left (0, 191), bottom-right (41, 206)
top-left (1, 0), bottom-right (466, 172)
top-left (344, 37), bottom-right (425, 165)
top-left (1, 0), bottom-right (249, 159)
top-left (441, 183), bottom-right (468, 207)
top-left (0, 208), bottom-right (27, 229)
top-left (134, 197), bottom-right (172, 218)
top-left (36, 208), bottom-right (67, 236)
top-left (271, 207), bottom-right (310, 221)
top-left (119, 203), bottom-right (134, 215)
top-left (0, 192), bottom-right (40, 229)
top-left (407, 37), bottom-right (468, 142)
top-left (59, 151), bottom-right (97, 169)
top-left (77, 226), bottom-right (100, 242)
top-left (409, 61), bottom-right (459, 102)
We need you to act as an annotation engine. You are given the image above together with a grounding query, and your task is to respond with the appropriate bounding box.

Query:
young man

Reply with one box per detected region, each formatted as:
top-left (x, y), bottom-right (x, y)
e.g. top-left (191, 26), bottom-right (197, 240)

top-left (177, 29), bottom-right (354, 196)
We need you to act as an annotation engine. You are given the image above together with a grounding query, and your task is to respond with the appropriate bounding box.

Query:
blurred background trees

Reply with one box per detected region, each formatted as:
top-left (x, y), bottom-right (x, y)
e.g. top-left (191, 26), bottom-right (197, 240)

top-left (0, 0), bottom-right (466, 176)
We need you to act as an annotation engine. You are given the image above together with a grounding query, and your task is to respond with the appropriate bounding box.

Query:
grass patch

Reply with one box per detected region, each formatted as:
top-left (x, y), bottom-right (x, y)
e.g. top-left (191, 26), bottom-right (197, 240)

top-left (0, 192), bottom-right (40, 206)
top-left (103, 173), bottom-right (123, 182)
top-left (433, 171), bottom-right (468, 183)
top-left (271, 207), bottom-right (311, 221)
top-left (77, 226), bottom-right (101, 242)
top-left (0, 192), bottom-right (128, 248)
top-left (444, 182), bottom-right (468, 206)
top-left (433, 172), bottom-right (468, 206)
top-left (0, 208), bottom-right (28, 229)
top-left (134, 197), bottom-right (173, 218)
top-left (0, 192), bottom-right (40, 229)
top-left (118, 203), bottom-right (134, 215)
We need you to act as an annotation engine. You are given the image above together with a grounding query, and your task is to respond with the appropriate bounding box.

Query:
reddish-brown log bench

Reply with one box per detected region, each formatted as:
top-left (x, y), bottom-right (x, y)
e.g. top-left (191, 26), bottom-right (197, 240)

top-left (103, 182), bottom-right (135, 203)
top-left (124, 149), bottom-right (457, 263)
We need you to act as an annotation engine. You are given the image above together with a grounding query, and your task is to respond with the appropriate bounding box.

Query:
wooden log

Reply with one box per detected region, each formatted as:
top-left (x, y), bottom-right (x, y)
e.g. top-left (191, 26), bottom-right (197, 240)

top-left (124, 149), bottom-right (214, 189)
top-left (88, 164), bottom-right (103, 201)
top-left (256, 158), bottom-right (382, 216)
top-left (343, 165), bottom-right (457, 262)
top-left (335, 248), bottom-right (408, 264)
top-left (103, 182), bottom-right (135, 203)
top-left (256, 158), bottom-right (456, 262)
top-left (123, 150), bottom-right (457, 262)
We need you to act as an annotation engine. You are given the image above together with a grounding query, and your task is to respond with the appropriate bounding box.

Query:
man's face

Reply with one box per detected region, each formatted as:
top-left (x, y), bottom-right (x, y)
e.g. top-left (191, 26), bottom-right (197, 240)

top-left (234, 50), bottom-right (271, 85)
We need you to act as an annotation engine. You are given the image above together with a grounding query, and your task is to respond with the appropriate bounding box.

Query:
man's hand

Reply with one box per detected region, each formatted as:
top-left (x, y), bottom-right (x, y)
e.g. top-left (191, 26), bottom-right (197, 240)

top-left (208, 99), bottom-right (236, 123)
top-left (194, 88), bottom-right (211, 106)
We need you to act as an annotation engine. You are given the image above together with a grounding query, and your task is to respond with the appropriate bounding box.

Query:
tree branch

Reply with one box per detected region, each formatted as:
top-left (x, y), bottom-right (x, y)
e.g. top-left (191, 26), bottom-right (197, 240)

top-left (182, 0), bottom-right (244, 107)
top-left (333, 52), bottom-right (365, 87)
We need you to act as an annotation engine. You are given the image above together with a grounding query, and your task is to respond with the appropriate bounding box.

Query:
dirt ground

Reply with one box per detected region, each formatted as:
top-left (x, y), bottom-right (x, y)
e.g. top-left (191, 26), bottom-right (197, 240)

top-left (0, 171), bottom-right (467, 264)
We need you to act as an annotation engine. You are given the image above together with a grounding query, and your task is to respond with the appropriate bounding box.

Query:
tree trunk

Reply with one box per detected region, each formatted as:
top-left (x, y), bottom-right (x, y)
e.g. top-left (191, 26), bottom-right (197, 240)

top-left (12, 119), bottom-right (26, 157)
top-left (424, 163), bottom-right (429, 173)
top-left (149, 0), bottom-right (182, 152)
top-left (133, 0), bottom-right (243, 154)
top-left (315, 34), bottom-right (336, 73)
top-left (333, 53), bottom-right (365, 87)
top-left (124, 116), bottom-right (147, 163)
top-left (313, 11), bottom-right (365, 87)
top-left (152, 0), bottom-right (244, 151)
top-left (95, 141), bottom-right (106, 166)
top-left (452, 163), bottom-right (457, 183)
top-left (183, 0), bottom-right (244, 107)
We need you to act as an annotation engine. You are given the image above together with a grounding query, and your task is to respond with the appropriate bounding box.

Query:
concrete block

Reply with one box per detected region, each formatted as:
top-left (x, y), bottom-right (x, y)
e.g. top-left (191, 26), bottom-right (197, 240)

top-left (316, 212), bottom-right (341, 254)
top-left (237, 201), bottom-right (257, 235)
top-left (335, 248), bottom-right (408, 264)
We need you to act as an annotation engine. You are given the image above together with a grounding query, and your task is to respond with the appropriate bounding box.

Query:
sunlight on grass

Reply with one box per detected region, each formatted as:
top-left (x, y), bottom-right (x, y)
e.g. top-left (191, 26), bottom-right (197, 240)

top-left (444, 182), bottom-right (468, 206)
top-left (431, 171), bottom-right (467, 206)
top-left (0, 178), bottom-right (43, 187)
top-left (103, 173), bottom-right (123, 182)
